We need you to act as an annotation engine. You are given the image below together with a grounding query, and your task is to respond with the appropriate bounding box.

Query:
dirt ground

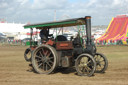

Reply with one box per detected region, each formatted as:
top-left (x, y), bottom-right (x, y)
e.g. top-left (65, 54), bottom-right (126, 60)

top-left (0, 45), bottom-right (128, 85)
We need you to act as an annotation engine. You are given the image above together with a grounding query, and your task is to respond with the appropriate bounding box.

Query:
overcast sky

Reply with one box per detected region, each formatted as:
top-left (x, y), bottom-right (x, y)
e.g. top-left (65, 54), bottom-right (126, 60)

top-left (0, 0), bottom-right (128, 26)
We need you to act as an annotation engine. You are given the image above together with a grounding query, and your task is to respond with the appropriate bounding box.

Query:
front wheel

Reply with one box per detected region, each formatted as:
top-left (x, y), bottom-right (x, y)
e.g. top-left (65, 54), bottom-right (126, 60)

top-left (94, 52), bottom-right (108, 73)
top-left (75, 54), bottom-right (96, 76)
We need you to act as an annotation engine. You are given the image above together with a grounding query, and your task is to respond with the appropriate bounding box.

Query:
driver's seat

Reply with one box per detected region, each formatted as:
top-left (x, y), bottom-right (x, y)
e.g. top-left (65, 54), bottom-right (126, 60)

top-left (55, 35), bottom-right (67, 41)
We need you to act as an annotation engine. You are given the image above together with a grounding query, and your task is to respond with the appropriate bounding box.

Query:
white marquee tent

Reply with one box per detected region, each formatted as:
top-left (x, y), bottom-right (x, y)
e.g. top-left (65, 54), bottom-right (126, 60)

top-left (0, 23), bottom-right (30, 32)
top-left (0, 23), bottom-right (31, 40)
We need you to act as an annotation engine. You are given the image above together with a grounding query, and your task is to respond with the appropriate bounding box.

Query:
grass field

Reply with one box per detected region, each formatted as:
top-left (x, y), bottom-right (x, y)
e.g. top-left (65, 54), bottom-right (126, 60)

top-left (0, 45), bottom-right (128, 85)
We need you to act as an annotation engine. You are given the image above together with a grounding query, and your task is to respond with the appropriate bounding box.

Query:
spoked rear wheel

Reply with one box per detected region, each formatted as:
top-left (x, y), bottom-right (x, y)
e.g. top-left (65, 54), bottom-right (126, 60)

top-left (75, 54), bottom-right (96, 76)
top-left (24, 48), bottom-right (32, 62)
top-left (94, 52), bottom-right (108, 73)
top-left (32, 45), bottom-right (58, 74)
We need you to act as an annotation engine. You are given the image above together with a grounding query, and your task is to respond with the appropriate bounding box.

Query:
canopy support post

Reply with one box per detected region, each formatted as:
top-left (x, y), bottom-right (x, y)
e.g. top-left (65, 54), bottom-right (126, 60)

top-left (30, 28), bottom-right (33, 48)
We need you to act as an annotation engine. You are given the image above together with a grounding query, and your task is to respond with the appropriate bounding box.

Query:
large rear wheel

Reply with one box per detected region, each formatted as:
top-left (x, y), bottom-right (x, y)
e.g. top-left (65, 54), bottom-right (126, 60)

top-left (94, 52), bottom-right (108, 73)
top-left (75, 54), bottom-right (96, 76)
top-left (32, 45), bottom-right (58, 74)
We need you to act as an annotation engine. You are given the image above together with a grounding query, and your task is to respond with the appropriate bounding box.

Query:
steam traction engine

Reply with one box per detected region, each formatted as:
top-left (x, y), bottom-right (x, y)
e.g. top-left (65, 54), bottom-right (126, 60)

top-left (24, 16), bottom-right (108, 76)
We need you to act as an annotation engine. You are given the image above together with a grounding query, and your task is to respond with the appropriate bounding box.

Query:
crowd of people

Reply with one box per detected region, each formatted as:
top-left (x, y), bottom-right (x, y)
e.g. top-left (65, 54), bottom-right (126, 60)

top-left (96, 39), bottom-right (128, 45)
top-left (1, 28), bottom-right (128, 46)
top-left (0, 38), bottom-right (27, 45)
